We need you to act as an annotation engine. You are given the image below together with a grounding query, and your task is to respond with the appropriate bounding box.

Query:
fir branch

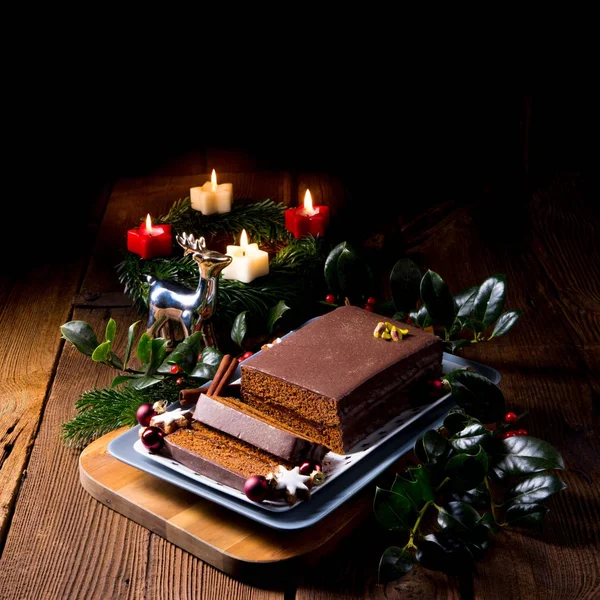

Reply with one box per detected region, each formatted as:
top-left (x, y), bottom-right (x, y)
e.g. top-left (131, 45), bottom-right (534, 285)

top-left (157, 197), bottom-right (291, 245)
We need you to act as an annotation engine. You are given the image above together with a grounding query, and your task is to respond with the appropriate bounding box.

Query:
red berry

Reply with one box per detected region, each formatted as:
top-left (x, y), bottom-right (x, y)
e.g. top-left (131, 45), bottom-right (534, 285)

top-left (197, 354), bottom-right (203, 362)
top-left (366, 296), bottom-right (377, 306)
top-left (503, 431), bottom-right (517, 439)
top-left (141, 426), bottom-right (164, 452)
top-left (244, 475), bottom-right (269, 503)
top-left (364, 305), bottom-right (374, 312)
top-left (516, 429), bottom-right (528, 436)
top-left (325, 294), bottom-right (336, 304)
top-left (299, 461), bottom-right (322, 476)
top-left (242, 351), bottom-right (253, 360)
top-left (237, 356), bottom-right (244, 363)
top-left (170, 364), bottom-right (181, 374)
top-left (136, 403), bottom-right (156, 427)
top-left (504, 412), bottom-right (518, 424)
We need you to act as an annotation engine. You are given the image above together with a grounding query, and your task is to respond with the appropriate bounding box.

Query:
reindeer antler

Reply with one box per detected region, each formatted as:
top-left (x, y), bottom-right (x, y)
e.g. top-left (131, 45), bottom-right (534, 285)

top-left (176, 232), bottom-right (207, 253)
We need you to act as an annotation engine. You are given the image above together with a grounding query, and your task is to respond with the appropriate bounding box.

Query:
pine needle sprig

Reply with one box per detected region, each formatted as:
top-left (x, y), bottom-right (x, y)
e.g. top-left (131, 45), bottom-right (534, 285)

top-left (157, 197), bottom-right (290, 244)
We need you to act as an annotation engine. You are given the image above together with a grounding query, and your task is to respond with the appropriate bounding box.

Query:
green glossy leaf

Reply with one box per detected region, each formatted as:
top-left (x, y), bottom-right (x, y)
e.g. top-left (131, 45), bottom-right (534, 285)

top-left (414, 430), bottom-right (449, 464)
top-left (166, 332), bottom-right (203, 375)
top-left (129, 375), bottom-right (163, 390)
top-left (123, 320), bottom-right (140, 370)
top-left (450, 423), bottom-right (493, 452)
top-left (451, 485), bottom-right (490, 511)
top-left (147, 338), bottom-right (169, 375)
top-left (409, 305), bottom-right (432, 329)
top-left (390, 258), bottom-right (422, 313)
top-left (504, 472), bottom-right (567, 506)
top-left (378, 546), bottom-right (414, 584)
top-left (504, 502), bottom-right (549, 526)
top-left (490, 436), bottom-right (565, 481)
top-left (473, 275), bottom-right (506, 328)
top-left (391, 465), bottom-right (435, 508)
top-left (60, 321), bottom-right (101, 356)
top-left (438, 500), bottom-right (482, 531)
top-left (111, 375), bottom-right (137, 388)
top-left (446, 369), bottom-right (505, 424)
top-left (108, 352), bottom-right (123, 370)
top-left (337, 244), bottom-right (374, 299)
top-left (478, 511), bottom-right (500, 534)
top-left (373, 488), bottom-right (417, 531)
top-left (137, 332), bottom-right (152, 365)
top-left (105, 318), bottom-right (116, 344)
top-left (443, 408), bottom-right (470, 435)
top-left (443, 339), bottom-right (472, 354)
top-left (323, 241), bottom-right (347, 293)
top-left (416, 531), bottom-right (474, 575)
top-left (231, 311), bottom-right (249, 347)
top-left (445, 445), bottom-right (489, 492)
top-left (463, 318), bottom-right (486, 333)
top-left (266, 301), bottom-right (290, 334)
top-left (91, 341), bottom-right (111, 362)
top-left (420, 270), bottom-right (457, 329)
top-left (190, 347), bottom-right (223, 379)
top-left (454, 286), bottom-right (479, 318)
top-left (490, 310), bottom-right (523, 338)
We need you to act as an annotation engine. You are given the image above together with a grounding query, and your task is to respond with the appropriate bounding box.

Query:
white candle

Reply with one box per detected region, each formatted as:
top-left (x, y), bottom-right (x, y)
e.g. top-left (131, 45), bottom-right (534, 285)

top-left (190, 169), bottom-right (233, 215)
top-left (222, 229), bottom-right (270, 284)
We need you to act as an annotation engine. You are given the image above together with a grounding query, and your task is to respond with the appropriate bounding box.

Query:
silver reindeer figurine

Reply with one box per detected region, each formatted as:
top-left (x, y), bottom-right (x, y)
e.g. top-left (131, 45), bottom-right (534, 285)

top-left (146, 232), bottom-right (232, 348)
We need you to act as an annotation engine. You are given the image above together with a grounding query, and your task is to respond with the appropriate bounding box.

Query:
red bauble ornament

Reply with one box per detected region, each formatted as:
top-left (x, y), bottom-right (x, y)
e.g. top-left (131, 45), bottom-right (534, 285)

top-left (244, 475), bottom-right (269, 503)
top-left (504, 412), bottom-right (518, 423)
top-left (299, 461), bottom-right (322, 476)
top-left (366, 296), bottom-right (377, 306)
top-left (325, 294), bottom-right (336, 304)
top-left (170, 364), bottom-right (181, 374)
top-left (136, 403), bottom-right (156, 427)
top-left (141, 426), bottom-right (164, 451)
top-left (516, 429), bottom-right (528, 436)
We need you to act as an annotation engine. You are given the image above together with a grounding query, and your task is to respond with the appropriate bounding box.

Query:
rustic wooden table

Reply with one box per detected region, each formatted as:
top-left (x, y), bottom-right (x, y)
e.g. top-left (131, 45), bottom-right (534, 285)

top-left (1, 152), bottom-right (598, 599)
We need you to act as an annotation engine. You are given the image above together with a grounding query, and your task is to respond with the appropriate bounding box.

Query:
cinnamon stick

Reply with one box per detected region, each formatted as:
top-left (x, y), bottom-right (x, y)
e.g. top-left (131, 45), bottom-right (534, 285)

top-left (179, 385), bottom-right (209, 407)
top-left (213, 357), bottom-right (239, 396)
top-left (207, 354), bottom-right (233, 396)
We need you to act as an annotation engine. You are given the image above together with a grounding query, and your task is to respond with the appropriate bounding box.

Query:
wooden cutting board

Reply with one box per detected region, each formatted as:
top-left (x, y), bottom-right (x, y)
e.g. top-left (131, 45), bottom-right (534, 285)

top-left (79, 428), bottom-right (379, 581)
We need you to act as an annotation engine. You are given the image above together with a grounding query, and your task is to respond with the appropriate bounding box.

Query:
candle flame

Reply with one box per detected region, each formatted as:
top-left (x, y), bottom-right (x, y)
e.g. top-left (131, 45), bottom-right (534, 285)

top-left (211, 169), bottom-right (217, 192)
top-left (240, 229), bottom-right (249, 247)
top-left (145, 213), bottom-right (153, 232)
top-left (303, 189), bottom-right (316, 216)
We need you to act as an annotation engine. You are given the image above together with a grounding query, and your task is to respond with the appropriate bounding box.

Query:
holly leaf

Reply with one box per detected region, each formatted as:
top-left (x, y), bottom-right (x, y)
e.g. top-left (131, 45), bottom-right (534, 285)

top-left (490, 436), bottom-right (565, 481)
top-left (420, 270), bottom-right (457, 329)
top-left (438, 500), bottom-right (482, 531)
top-left (504, 503), bottom-right (550, 527)
top-left (391, 465), bottom-right (435, 509)
top-left (165, 332), bottom-right (203, 375)
top-left (445, 445), bottom-right (489, 492)
top-left (443, 407), bottom-right (471, 436)
top-left (445, 369), bottom-right (505, 424)
top-left (266, 301), bottom-right (290, 334)
top-left (123, 320), bottom-right (140, 370)
top-left (110, 375), bottom-right (137, 388)
top-left (414, 430), bottom-right (450, 464)
top-left (323, 241), bottom-right (346, 294)
top-left (129, 375), bottom-right (163, 390)
top-left (373, 488), bottom-right (417, 531)
top-left (416, 531), bottom-right (474, 575)
top-left (451, 485), bottom-right (490, 511)
top-left (450, 423), bottom-right (493, 453)
top-left (503, 472), bottom-right (567, 506)
top-left (390, 258), bottom-right (422, 314)
top-left (105, 318), bottom-right (117, 344)
top-left (409, 305), bottom-right (432, 329)
top-left (473, 275), bottom-right (506, 329)
top-left (91, 341), bottom-right (111, 363)
top-left (60, 321), bottom-right (101, 356)
top-left (137, 332), bottom-right (153, 365)
top-left (189, 346), bottom-right (223, 379)
top-left (336, 243), bottom-right (374, 300)
top-left (147, 338), bottom-right (169, 375)
top-left (231, 311), bottom-right (249, 347)
top-left (378, 546), bottom-right (414, 584)
top-left (454, 286), bottom-right (479, 318)
top-left (490, 310), bottom-right (522, 339)
top-left (443, 339), bottom-right (472, 354)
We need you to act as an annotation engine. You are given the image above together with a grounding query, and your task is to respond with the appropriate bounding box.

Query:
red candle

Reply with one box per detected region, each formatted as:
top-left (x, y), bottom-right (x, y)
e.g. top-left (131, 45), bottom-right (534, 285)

top-left (127, 214), bottom-right (173, 259)
top-left (285, 189), bottom-right (330, 239)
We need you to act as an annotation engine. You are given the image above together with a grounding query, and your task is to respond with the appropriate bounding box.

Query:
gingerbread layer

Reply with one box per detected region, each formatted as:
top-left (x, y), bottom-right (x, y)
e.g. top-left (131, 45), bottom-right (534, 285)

top-left (192, 393), bottom-right (330, 462)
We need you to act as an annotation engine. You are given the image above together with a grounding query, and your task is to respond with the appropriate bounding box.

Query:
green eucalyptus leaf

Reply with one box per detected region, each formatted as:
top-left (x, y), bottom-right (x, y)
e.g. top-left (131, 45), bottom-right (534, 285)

top-left (91, 341), bottom-right (111, 363)
top-left (504, 502), bottom-right (550, 526)
top-left (60, 321), bottom-right (101, 356)
top-left (490, 436), bottom-right (565, 481)
top-left (231, 311), bottom-right (249, 347)
top-left (166, 332), bottom-right (203, 375)
top-left (450, 423), bottom-right (493, 452)
top-left (123, 320), bottom-right (140, 370)
top-left (378, 546), bottom-right (414, 584)
top-left (137, 332), bottom-right (153, 365)
top-left (105, 318), bottom-right (117, 344)
top-left (490, 310), bottom-right (523, 338)
top-left (454, 286), bottom-right (479, 318)
top-left (337, 244), bottom-right (374, 300)
top-left (373, 488), bottom-right (417, 531)
top-left (391, 465), bottom-right (435, 508)
top-left (129, 375), bottom-right (164, 390)
top-left (473, 275), bottom-right (506, 328)
top-left (147, 338), bottom-right (169, 375)
top-left (409, 305), bottom-right (432, 329)
top-left (324, 241), bottom-right (347, 293)
top-left (414, 430), bottom-right (450, 464)
top-left (445, 445), bottom-right (489, 492)
top-left (266, 301), bottom-right (290, 334)
top-left (451, 485), bottom-right (490, 511)
top-left (420, 270), bottom-right (457, 329)
top-left (503, 472), bottom-right (567, 506)
top-left (416, 531), bottom-right (474, 575)
top-left (390, 258), bottom-right (422, 313)
top-left (445, 369), bottom-right (505, 424)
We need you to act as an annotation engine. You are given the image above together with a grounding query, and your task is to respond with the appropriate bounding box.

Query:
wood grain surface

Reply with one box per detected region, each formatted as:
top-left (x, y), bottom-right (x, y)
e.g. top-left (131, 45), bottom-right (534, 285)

top-left (0, 149), bottom-right (598, 599)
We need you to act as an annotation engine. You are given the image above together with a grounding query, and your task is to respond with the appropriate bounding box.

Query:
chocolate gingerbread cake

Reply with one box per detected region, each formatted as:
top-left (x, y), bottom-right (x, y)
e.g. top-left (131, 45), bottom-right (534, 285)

top-left (240, 305), bottom-right (443, 454)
